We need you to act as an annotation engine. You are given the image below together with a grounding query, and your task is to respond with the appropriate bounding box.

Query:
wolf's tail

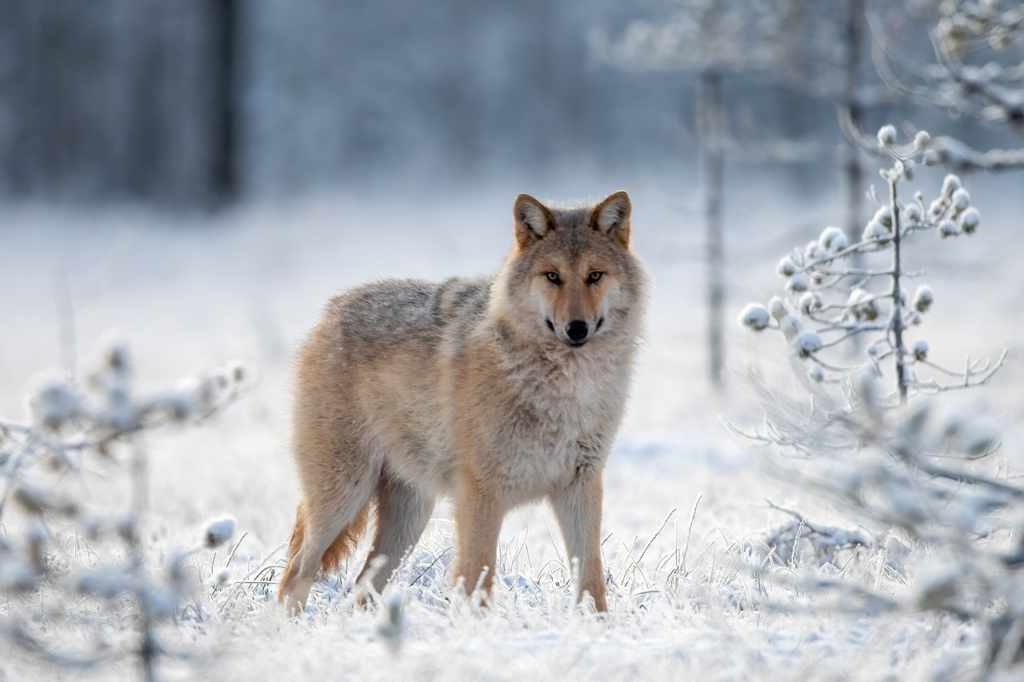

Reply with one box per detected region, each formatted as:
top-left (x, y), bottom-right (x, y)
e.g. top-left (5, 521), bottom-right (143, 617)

top-left (285, 494), bottom-right (376, 575)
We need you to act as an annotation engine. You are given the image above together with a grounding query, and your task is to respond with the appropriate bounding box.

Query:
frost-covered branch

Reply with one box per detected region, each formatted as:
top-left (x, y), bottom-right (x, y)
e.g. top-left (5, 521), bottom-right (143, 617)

top-left (756, 499), bottom-right (871, 568)
top-left (861, 2), bottom-right (1024, 173)
top-left (926, 134), bottom-right (1024, 172)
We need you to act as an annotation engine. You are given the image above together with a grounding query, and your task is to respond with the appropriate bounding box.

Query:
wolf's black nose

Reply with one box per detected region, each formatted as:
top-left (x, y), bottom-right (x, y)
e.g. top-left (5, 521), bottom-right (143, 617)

top-left (566, 320), bottom-right (589, 343)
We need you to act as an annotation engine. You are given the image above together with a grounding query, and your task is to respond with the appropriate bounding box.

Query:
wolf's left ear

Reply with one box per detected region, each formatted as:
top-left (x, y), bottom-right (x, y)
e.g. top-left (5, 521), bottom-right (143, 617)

top-left (591, 191), bottom-right (631, 248)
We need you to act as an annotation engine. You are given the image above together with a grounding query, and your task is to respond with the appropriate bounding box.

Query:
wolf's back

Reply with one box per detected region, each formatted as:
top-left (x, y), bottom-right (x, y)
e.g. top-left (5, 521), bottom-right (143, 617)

top-left (321, 275), bottom-right (493, 362)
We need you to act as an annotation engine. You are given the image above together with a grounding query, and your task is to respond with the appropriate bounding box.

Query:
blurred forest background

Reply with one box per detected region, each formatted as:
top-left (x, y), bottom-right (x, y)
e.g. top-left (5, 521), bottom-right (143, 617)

top-left (2, 0), bottom-right (1018, 208)
top-left (5, 3), bottom-right (1024, 678)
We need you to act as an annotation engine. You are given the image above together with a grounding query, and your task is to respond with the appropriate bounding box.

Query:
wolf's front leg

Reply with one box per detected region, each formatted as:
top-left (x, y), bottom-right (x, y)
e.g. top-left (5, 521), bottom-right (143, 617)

top-left (550, 468), bottom-right (608, 612)
top-left (453, 468), bottom-right (504, 604)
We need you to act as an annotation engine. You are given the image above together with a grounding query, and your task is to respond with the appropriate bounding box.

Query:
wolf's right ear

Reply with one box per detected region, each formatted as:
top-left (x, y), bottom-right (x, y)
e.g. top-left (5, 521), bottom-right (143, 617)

top-left (514, 194), bottom-right (555, 249)
top-left (591, 191), bottom-right (631, 248)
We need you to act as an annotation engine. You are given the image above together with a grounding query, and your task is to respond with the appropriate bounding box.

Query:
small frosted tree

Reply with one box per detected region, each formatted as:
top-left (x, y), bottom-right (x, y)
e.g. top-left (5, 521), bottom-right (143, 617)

top-left (0, 337), bottom-right (250, 680)
top-left (739, 124), bottom-right (1002, 400)
top-left (736, 126), bottom-right (1024, 676)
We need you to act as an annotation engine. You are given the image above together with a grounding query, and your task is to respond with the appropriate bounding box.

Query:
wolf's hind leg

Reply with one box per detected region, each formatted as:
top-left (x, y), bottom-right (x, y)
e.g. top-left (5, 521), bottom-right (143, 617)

top-left (357, 469), bottom-right (435, 596)
top-left (278, 469), bottom-right (378, 616)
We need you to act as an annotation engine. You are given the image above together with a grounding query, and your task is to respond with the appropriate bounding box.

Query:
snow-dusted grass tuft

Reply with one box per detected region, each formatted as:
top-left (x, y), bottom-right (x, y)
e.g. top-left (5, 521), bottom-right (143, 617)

top-left (61, 502), bottom-right (964, 680)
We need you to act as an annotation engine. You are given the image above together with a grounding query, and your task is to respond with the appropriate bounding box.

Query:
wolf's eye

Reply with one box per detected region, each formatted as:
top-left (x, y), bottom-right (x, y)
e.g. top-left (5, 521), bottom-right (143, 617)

top-left (587, 271), bottom-right (603, 284)
top-left (545, 272), bottom-right (561, 285)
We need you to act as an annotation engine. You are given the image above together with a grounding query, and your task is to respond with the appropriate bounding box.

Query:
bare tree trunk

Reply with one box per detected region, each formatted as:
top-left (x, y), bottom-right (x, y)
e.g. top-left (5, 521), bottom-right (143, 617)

top-left (699, 67), bottom-right (725, 386)
top-left (841, 0), bottom-right (866, 357)
top-left (888, 176), bottom-right (907, 404)
top-left (843, 0), bottom-right (864, 250)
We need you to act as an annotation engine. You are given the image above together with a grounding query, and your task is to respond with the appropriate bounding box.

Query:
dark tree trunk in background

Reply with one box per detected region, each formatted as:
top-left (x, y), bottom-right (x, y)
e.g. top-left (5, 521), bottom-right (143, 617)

top-left (124, 2), bottom-right (163, 202)
top-left (209, 0), bottom-right (238, 205)
top-left (699, 67), bottom-right (725, 387)
top-left (0, 0), bottom-right (238, 207)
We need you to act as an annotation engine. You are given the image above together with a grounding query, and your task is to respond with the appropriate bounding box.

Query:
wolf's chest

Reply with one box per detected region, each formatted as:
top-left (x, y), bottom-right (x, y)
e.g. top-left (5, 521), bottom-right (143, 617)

top-left (501, 429), bottom-right (599, 502)
top-left (498, 357), bottom-right (623, 499)
top-left (522, 352), bottom-right (623, 426)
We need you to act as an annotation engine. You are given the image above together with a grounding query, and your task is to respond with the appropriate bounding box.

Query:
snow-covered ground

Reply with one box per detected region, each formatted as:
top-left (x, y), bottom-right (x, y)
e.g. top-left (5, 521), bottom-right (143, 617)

top-left (1, 168), bottom-right (1022, 680)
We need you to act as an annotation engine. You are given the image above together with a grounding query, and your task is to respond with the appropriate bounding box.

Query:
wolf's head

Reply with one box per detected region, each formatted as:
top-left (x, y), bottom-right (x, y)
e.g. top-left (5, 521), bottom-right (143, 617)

top-left (491, 191), bottom-right (647, 350)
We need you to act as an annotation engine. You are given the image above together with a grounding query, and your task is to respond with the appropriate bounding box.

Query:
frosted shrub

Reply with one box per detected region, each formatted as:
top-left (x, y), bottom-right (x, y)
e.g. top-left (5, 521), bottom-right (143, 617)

top-left (738, 127), bottom-right (1024, 675)
top-left (0, 337), bottom-right (251, 679)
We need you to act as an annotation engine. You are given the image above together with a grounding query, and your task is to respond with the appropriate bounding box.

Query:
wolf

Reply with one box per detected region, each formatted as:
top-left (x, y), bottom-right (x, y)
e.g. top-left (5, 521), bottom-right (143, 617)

top-left (278, 191), bottom-right (649, 615)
